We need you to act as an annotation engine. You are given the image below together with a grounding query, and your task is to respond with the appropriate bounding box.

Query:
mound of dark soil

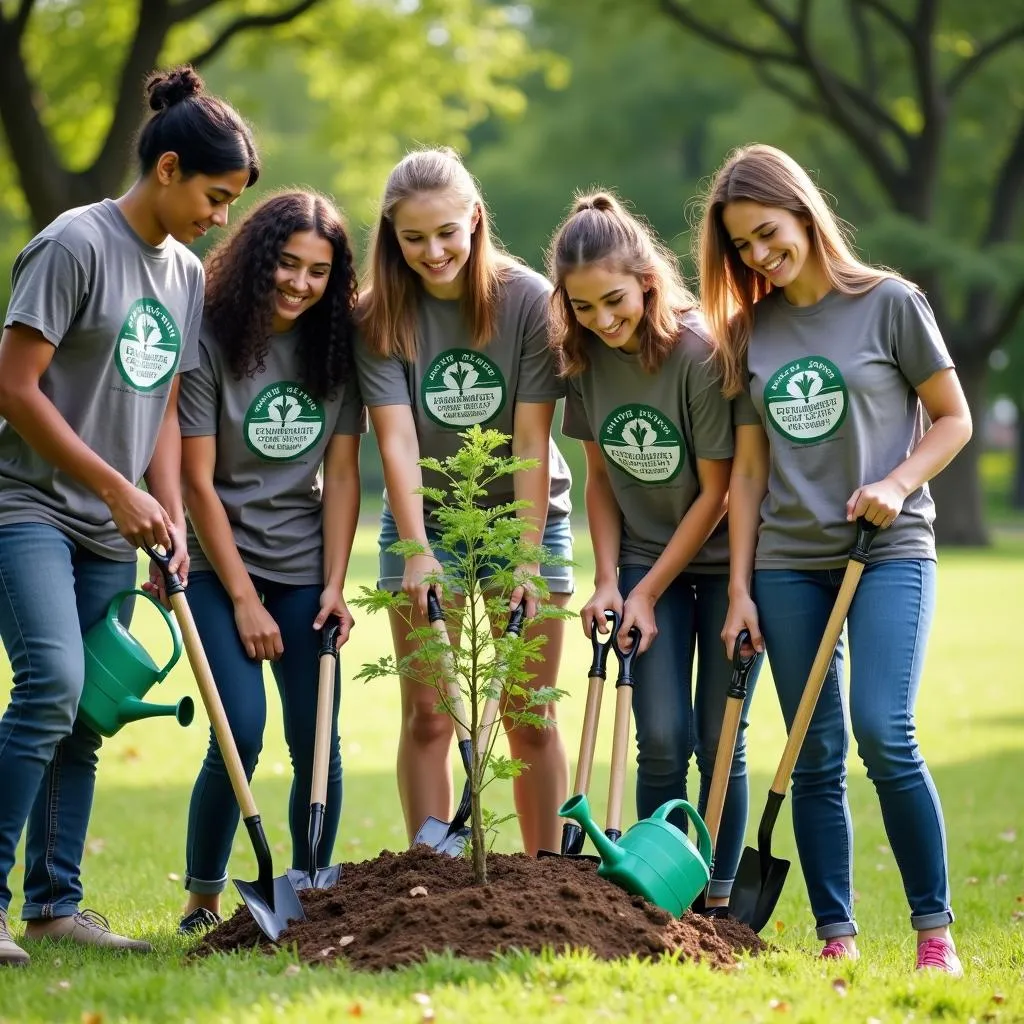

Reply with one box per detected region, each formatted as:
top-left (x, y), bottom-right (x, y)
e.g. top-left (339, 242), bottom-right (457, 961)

top-left (197, 846), bottom-right (765, 971)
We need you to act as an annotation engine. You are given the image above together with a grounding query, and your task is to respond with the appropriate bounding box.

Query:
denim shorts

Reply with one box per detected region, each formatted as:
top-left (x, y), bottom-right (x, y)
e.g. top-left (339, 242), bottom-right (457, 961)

top-left (377, 508), bottom-right (575, 595)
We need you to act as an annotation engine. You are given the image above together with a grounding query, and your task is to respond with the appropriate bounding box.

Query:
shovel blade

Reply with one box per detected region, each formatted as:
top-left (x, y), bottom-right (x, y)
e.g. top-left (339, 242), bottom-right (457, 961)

top-left (286, 864), bottom-right (343, 892)
top-left (234, 873), bottom-right (306, 943)
top-left (728, 845), bottom-right (790, 933)
top-left (413, 814), bottom-right (470, 857)
top-left (536, 823), bottom-right (601, 865)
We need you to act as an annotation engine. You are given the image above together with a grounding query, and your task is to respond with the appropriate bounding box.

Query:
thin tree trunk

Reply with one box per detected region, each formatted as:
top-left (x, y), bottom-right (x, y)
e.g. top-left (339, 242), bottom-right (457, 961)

top-left (929, 358), bottom-right (989, 546)
top-left (1012, 403), bottom-right (1024, 510)
top-left (470, 775), bottom-right (487, 885)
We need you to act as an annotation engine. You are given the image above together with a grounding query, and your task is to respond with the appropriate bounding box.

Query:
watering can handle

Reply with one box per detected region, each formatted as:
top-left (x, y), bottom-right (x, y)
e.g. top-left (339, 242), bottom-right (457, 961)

top-left (650, 799), bottom-right (713, 868)
top-left (106, 588), bottom-right (183, 683)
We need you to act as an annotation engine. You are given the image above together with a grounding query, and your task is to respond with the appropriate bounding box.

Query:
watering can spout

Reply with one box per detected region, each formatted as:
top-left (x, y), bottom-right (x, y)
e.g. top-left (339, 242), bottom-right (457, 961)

top-left (117, 695), bottom-right (194, 729)
top-left (557, 794), bottom-right (624, 868)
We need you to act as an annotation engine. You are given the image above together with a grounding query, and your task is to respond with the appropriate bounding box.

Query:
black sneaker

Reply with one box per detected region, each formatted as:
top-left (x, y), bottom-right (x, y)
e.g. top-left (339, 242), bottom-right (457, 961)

top-left (178, 907), bottom-right (222, 935)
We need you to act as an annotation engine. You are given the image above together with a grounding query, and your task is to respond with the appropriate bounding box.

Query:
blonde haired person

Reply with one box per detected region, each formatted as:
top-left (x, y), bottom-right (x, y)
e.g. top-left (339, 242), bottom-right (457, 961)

top-left (700, 143), bottom-right (971, 973)
top-left (354, 148), bottom-right (572, 854)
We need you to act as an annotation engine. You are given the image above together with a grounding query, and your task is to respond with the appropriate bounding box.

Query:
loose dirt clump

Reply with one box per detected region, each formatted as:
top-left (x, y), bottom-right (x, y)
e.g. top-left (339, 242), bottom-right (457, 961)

top-left (197, 846), bottom-right (765, 971)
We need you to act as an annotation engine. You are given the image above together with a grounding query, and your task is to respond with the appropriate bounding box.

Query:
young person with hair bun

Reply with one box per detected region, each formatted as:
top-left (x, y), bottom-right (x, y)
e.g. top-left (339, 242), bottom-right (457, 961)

top-left (701, 143), bottom-right (971, 973)
top-left (0, 65), bottom-right (258, 966)
top-left (176, 190), bottom-right (364, 934)
top-left (548, 190), bottom-right (758, 911)
top-left (355, 147), bottom-right (572, 856)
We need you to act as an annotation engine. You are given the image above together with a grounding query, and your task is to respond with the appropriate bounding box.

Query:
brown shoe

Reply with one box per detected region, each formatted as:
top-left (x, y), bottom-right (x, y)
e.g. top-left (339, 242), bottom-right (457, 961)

top-left (0, 910), bottom-right (30, 967)
top-left (24, 909), bottom-right (151, 952)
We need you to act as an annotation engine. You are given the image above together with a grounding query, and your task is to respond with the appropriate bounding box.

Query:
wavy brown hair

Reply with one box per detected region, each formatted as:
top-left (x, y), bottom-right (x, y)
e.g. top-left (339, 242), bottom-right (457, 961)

top-left (359, 147), bottom-right (520, 361)
top-left (203, 190), bottom-right (358, 401)
top-left (696, 144), bottom-right (904, 397)
top-left (546, 190), bottom-right (698, 377)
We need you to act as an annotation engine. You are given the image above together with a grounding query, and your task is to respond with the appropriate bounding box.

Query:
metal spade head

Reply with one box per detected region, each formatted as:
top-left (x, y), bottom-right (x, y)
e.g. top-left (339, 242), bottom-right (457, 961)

top-left (233, 873), bottom-right (306, 943)
top-left (413, 815), bottom-right (470, 856)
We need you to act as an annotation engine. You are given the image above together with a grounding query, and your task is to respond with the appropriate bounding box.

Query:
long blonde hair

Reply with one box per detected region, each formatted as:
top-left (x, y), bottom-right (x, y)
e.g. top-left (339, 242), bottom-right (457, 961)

top-left (546, 190), bottom-right (698, 376)
top-left (696, 144), bottom-right (904, 397)
top-left (359, 147), bottom-right (518, 361)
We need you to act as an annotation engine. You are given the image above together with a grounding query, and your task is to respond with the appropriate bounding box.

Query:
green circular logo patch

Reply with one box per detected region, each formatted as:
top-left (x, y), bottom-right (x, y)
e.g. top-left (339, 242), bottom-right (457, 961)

top-left (115, 298), bottom-right (181, 391)
top-left (421, 348), bottom-right (506, 429)
top-left (763, 356), bottom-right (848, 444)
top-left (600, 403), bottom-right (685, 483)
top-left (243, 381), bottom-right (325, 461)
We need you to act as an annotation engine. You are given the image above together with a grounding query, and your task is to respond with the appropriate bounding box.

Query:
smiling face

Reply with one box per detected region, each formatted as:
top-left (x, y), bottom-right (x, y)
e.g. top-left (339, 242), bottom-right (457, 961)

top-left (392, 190), bottom-right (480, 299)
top-left (153, 154), bottom-right (250, 244)
top-left (563, 263), bottom-right (648, 354)
top-left (270, 230), bottom-right (333, 333)
top-left (721, 199), bottom-right (825, 296)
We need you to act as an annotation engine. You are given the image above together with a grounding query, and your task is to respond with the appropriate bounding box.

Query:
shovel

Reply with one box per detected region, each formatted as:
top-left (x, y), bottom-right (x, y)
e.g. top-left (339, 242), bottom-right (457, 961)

top-left (146, 544), bottom-right (305, 943)
top-left (691, 628), bottom-right (761, 917)
top-left (287, 616), bottom-right (344, 891)
top-left (413, 593), bottom-right (526, 855)
top-left (728, 519), bottom-right (880, 932)
top-left (604, 622), bottom-right (641, 845)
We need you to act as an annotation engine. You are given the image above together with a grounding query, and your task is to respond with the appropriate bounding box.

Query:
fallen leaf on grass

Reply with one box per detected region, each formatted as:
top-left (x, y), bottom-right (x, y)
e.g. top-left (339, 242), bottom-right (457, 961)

top-left (774, 920), bottom-right (785, 934)
top-left (831, 978), bottom-right (848, 996)
top-left (167, 873), bottom-right (180, 882)
top-left (1011, 910), bottom-right (1024, 922)
top-left (768, 998), bottom-right (790, 1012)
top-left (348, 1005), bottom-right (363, 1017)
top-left (120, 747), bottom-right (140, 764)
top-left (993, 993), bottom-right (1006, 1004)
top-left (81, 1013), bottom-right (103, 1024)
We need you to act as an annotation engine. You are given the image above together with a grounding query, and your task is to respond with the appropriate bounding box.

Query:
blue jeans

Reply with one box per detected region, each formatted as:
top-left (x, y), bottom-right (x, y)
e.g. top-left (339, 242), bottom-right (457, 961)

top-left (0, 523), bottom-right (136, 920)
top-left (621, 566), bottom-right (758, 899)
top-left (377, 508), bottom-right (575, 595)
top-left (754, 559), bottom-right (953, 938)
top-left (184, 572), bottom-right (342, 894)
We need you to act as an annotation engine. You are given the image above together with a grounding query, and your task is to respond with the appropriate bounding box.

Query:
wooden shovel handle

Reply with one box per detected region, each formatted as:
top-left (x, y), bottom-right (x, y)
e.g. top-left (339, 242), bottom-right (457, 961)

top-left (771, 558), bottom-right (866, 794)
top-left (310, 646), bottom-right (338, 807)
top-left (427, 592), bottom-right (472, 745)
top-left (170, 591), bottom-right (259, 819)
top-left (605, 683), bottom-right (633, 835)
top-left (704, 697), bottom-right (743, 845)
top-left (573, 673), bottom-right (605, 796)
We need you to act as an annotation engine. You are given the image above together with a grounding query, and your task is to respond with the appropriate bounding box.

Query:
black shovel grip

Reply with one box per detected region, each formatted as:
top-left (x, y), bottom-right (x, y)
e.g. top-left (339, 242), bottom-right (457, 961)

top-left (319, 615), bottom-right (342, 658)
top-left (611, 610), bottom-right (641, 688)
top-left (728, 629), bottom-right (761, 701)
top-left (588, 609), bottom-right (616, 680)
top-left (848, 517), bottom-right (881, 565)
top-left (506, 601), bottom-right (527, 638)
top-left (142, 540), bottom-right (185, 596)
top-left (426, 588), bottom-right (443, 624)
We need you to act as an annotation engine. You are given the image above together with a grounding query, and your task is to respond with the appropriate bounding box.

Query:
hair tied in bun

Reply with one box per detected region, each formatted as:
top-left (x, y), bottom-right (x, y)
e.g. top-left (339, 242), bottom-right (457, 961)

top-left (146, 66), bottom-right (204, 112)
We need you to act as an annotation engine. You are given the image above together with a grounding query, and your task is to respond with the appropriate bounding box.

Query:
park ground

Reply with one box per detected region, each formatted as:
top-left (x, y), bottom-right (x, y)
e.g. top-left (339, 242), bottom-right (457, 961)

top-left (0, 457), bottom-right (1022, 1023)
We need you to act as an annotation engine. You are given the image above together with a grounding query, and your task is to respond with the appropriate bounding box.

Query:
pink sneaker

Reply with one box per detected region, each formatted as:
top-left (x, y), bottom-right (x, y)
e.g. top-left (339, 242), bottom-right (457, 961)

top-left (916, 937), bottom-right (963, 977)
top-left (819, 940), bottom-right (857, 960)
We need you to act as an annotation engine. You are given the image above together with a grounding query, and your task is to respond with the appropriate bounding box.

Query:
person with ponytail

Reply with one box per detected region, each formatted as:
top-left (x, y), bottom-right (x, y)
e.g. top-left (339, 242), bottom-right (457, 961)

top-left (354, 147), bottom-right (572, 856)
top-left (175, 191), bottom-right (364, 934)
top-left (0, 66), bottom-right (258, 965)
top-left (701, 144), bottom-right (971, 972)
top-left (548, 190), bottom-right (758, 911)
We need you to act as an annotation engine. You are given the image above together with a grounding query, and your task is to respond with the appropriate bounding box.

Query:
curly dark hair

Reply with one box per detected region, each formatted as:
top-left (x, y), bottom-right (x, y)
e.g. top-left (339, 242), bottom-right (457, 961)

top-left (203, 190), bottom-right (357, 401)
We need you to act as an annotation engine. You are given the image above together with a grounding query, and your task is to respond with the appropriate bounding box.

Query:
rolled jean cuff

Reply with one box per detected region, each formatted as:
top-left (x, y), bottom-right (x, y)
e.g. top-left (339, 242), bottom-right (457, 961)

top-left (20, 902), bottom-right (78, 922)
top-left (911, 908), bottom-right (954, 931)
top-left (184, 872), bottom-right (228, 896)
top-left (706, 878), bottom-right (735, 900)
top-left (816, 919), bottom-right (858, 941)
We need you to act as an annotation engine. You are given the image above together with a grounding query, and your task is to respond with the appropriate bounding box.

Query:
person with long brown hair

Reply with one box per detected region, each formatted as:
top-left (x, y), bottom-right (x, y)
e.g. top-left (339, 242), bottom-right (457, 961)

top-left (354, 147), bottom-right (572, 855)
top-left (0, 65), bottom-right (258, 966)
top-left (176, 190), bottom-right (364, 934)
top-left (700, 143), bottom-right (971, 972)
top-left (548, 190), bottom-right (755, 910)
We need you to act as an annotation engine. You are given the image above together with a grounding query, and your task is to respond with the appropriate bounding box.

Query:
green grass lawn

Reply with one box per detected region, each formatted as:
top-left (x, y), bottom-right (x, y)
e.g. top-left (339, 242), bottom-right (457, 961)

top-left (1, 527), bottom-right (1023, 1023)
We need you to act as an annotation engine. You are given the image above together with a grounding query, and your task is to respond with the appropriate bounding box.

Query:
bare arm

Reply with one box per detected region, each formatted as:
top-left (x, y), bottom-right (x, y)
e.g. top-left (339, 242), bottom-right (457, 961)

top-left (847, 368), bottom-right (973, 526)
top-left (722, 423), bottom-right (770, 654)
top-left (510, 400), bottom-right (554, 616)
top-left (143, 376), bottom-right (189, 582)
top-left (317, 432), bottom-right (361, 645)
top-left (578, 441), bottom-right (623, 637)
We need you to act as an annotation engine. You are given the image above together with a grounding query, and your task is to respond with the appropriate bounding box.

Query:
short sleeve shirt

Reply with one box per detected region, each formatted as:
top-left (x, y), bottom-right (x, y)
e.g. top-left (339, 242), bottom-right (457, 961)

top-left (178, 325), bottom-right (367, 584)
top-left (745, 280), bottom-right (954, 569)
top-left (0, 199), bottom-right (204, 560)
top-left (561, 312), bottom-right (734, 571)
top-left (354, 264), bottom-right (572, 523)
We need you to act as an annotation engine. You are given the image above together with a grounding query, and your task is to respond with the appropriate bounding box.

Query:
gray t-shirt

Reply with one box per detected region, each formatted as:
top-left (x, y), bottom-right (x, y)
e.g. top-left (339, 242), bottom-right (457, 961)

top-left (746, 279), bottom-right (954, 569)
top-left (354, 264), bottom-right (572, 523)
top-left (178, 326), bottom-right (368, 584)
top-left (561, 312), bottom-right (734, 571)
top-left (0, 199), bottom-right (203, 560)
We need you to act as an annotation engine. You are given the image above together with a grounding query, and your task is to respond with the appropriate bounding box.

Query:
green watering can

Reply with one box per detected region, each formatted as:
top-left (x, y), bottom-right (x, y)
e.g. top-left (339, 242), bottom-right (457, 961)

top-left (77, 588), bottom-right (193, 738)
top-left (559, 794), bottom-right (713, 918)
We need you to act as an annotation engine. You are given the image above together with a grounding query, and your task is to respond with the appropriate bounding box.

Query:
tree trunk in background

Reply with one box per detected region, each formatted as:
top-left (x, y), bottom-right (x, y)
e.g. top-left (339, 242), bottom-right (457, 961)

top-left (1013, 404), bottom-right (1024, 510)
top-left (929, 359), bottom-right (989, 545)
